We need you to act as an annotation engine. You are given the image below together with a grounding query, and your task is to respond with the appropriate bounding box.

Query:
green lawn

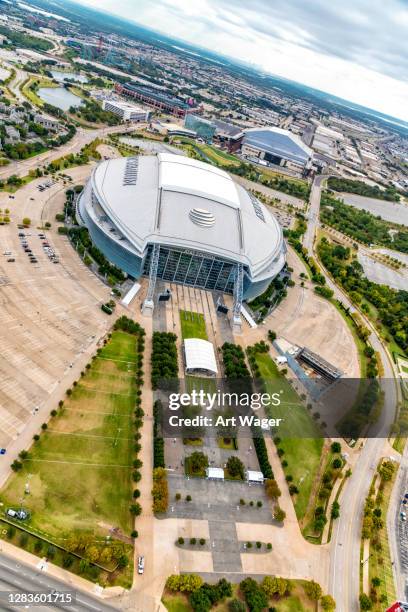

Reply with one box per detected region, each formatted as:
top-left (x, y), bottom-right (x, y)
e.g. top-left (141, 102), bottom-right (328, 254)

top-left (180, 310), bottom-right (208, 340)
top-left (162, 593), bottom-right (191, 612)
top-left (0, 330), bottom-right (137, 545)
top-left (255, 352), bottom-right (323, 520)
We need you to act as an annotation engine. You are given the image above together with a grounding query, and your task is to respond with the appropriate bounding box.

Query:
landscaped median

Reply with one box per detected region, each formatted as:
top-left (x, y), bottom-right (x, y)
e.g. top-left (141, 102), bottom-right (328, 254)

top-left (359, 458), bottom-right (398, 610)
top-left (0, 316), bottom-right (145, 588)
top-left (162, 574), bottom-right (335, 611)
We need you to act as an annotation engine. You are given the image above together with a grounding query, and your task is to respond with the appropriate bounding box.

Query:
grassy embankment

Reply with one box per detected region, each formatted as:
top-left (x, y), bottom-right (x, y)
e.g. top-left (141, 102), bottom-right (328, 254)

top-left (0, 330), bottom-right (139, 587)
top-left (254, 352), bottom-right (323, 521)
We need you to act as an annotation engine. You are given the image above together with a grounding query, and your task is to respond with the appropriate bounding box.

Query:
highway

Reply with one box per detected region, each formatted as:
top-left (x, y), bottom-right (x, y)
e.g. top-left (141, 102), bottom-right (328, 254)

top-left (303, 173), bottom-right (400, 610)
top-left (302, 173), bottom-right (327, 252)
top-left (0, 550), bottom-right (119, 611)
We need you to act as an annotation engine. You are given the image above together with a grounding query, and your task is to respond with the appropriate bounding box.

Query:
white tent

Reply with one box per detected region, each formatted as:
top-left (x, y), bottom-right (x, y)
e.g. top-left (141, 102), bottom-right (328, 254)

top-left (206, 467), bottom-right (224, 480)
top-left (246, 470), bottom-right (264, 484)
top-left (184, 338), bottom-right (218, 376)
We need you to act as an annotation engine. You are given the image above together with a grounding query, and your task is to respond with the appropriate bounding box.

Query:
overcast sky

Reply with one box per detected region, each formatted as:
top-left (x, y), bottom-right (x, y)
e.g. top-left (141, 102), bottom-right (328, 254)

top-left (79, 0), bottom-right (408, 122)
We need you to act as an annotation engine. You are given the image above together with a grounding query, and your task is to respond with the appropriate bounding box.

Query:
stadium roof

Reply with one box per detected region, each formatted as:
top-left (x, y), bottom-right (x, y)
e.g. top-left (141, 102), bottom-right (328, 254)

top-left (90, 154), bottom-right (284, 278)
top-left (243, 127), bottom-right (312, 165)
top-left (159, 153), bottom-right (240, 209)
top-left (184, 338), bottom-right (218, 376)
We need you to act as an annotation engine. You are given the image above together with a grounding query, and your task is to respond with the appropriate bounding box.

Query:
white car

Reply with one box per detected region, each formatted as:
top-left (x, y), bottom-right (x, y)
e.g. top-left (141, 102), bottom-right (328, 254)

top-left (137, 556), bottom-right (145, 574)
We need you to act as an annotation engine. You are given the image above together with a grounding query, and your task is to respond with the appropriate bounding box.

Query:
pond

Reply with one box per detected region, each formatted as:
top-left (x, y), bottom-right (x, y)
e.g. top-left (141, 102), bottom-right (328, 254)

top-left (38, 87), bottom-right (83, 111)
top-left (51, 70), bottom-right (88, 84)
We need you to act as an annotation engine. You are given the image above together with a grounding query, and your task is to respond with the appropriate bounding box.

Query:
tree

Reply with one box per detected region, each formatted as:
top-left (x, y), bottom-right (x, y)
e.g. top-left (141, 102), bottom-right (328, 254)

top-left (189, 451), bottom-right (209, 474)
top-left (331, 501), bottom-right (340, 519)
top-left (228, 600), bottom-right (246, 612)
top-left (320, 594), bottom-right (336, 610)
top-left (261, 576), bottom-right (288, 598)
top-left (304, 580), bottom-right (322, 601)
top-left (22, 217), bottom-right (31, 226)
top-left (179, 574), bottom-right (203, 593)
top-left (129, 502), bottom-right (142, 516)
top-left (330, 442), bottom-right (341, 453)
top-left (189, 588), bottom-right (211, 612)
top-left (240, 577), bottom-right (268, 612)
top-left (166, 575), bottom-right (181, 591)
top-left (332, 458), bottom-right (342, 469)
top-left (226, 455), bottom-right (244, 479)
top-left (265, 478), bottom-right (281, 499)
top-left (371, 576), bottom-right (381, 587)
top-left (359, 593), bottom-right (372, 610)
top-left (274, 507), bottom-right (286, 522)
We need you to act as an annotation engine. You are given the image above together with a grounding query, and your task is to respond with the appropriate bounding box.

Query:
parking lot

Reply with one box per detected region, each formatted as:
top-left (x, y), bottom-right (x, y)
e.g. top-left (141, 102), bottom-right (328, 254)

top-left (0, 168), bottom-right (111, 450)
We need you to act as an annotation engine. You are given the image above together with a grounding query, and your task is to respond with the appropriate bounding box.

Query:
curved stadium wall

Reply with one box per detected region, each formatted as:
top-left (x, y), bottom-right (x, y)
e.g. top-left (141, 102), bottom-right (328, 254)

top-left (77, 163), bottom-right (285, 301)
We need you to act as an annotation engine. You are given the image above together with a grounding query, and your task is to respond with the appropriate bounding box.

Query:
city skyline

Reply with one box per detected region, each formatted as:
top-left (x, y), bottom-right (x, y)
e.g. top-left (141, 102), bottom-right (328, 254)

top-left (77, 0), bottom-right (408, 123)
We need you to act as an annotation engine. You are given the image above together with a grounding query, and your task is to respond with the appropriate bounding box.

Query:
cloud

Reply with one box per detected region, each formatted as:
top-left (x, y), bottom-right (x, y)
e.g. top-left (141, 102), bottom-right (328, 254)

top-left (77, 0), bottom-right (408, 121)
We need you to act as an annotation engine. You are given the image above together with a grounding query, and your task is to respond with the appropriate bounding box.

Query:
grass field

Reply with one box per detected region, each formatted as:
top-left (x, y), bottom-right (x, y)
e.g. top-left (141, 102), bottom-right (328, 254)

top-left (180, 310), bottom-right (208, 340)
top-left (0, 330), bottom-right (138, 561)
top-left (254, 352), bottom-right (323, 520)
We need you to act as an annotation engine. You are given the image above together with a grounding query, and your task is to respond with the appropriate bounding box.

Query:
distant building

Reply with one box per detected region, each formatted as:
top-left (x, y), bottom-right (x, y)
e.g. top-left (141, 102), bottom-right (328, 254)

top-left (151, 119), bottom-right (195, 138)
top-left (4, 125), bottom-right (19, 142)
top-left (115, 82), bottom-right (195, 118)
top-left (184, 115), bottom-right (244, 150)
top-left (241, 127), bottom-right (312, 173)
top-left (101, 99), bottom-right (150, 122)
top-left (184, 114), bottom-right (216, 142)
top-left (34, 113), bottom-right (60, 131)
top-left (212, 119), bottom-right (244, 152)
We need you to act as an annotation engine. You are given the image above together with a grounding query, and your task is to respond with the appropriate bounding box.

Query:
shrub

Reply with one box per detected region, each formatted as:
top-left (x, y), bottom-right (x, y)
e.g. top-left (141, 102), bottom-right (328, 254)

top-left (178, 537), bottom-right (184, 545)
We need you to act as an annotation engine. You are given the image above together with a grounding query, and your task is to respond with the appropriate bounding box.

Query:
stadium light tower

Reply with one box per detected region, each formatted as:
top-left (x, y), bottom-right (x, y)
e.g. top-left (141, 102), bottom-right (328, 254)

top-left (231, 263), bottom-right (243, 334)
top-left (142, 243), bottom-right (160, 316)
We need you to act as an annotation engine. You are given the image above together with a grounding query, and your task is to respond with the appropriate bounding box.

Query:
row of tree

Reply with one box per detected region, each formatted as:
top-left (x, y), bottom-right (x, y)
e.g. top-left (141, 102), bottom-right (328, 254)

top-left (327, 177), bottom-right (401, 202)
top-left (321, 191), bottom-right (408, 254)
top-left (318, 238), bottom-right (408, 353)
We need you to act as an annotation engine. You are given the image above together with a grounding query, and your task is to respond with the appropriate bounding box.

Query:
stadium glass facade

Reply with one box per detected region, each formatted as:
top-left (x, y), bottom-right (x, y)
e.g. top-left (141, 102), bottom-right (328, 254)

top-left (142, 244), bottom-right (236, 293)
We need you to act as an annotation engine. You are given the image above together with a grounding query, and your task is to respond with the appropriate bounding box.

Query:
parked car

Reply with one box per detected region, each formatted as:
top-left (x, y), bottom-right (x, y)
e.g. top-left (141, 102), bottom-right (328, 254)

top-left (137, 556), bottom-right (145, 574)
top-left (7, 258), bottom-right (15, 262)
top-left (400, 511), bottom-right (406, 521)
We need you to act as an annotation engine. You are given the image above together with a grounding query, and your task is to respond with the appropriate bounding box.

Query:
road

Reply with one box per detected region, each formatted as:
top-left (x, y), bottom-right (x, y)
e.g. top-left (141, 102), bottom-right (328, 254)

top-left (0, 124), bottom-right (137, 182)
top-left (303, 172), bottom-right (400, 610)
top-left (0, 550), bottom-right (119, 612)
top-left (303, 173), bottom-right (327, 252)
top-left (388, 443), bottom-right (408, 602)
